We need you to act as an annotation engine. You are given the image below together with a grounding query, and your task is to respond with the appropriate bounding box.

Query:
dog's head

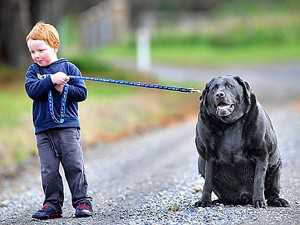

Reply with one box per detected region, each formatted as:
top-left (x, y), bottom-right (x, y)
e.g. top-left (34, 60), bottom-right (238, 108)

top-left (200, 75), bottom-right (252, 124)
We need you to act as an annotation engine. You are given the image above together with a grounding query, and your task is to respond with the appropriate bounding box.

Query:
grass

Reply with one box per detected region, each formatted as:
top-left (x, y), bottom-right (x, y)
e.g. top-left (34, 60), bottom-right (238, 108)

top-left (80, 88), bottom-right (198, 144)
top-left (151, 44), bottom-right (300, 67)
top-left (0, 86), bottom-right (31, 126)
top-left (97, 41), bottom-right (300, 67)
top-left (94, 11), bottom-right (300, 67)
top-left (56, 1), bottom-right (300, 68)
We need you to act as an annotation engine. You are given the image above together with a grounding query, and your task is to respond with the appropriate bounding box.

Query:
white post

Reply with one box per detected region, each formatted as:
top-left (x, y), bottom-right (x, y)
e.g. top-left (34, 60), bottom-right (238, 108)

top-left (136, 26), bottom-right (151, 72)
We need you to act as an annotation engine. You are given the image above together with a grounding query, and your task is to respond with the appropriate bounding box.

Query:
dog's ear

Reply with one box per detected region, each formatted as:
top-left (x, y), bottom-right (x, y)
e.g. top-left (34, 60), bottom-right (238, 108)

top-left (234, 76), bottom-right (251, 106)
top-left (200, 84), bottom-right (207, 101)
top-left (200, 78), bottom-right (217, 108)
top-left (200, 82), bottom-right (210, 107)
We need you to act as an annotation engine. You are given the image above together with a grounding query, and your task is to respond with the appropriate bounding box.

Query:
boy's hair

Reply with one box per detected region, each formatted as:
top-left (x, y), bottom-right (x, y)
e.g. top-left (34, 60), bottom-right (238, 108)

top-left (26, 22), bottom-right (60, 49)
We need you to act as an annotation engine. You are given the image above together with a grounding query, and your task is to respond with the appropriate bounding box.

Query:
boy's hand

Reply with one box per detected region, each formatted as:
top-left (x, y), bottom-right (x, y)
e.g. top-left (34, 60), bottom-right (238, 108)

top-left (51, 72), bottom-right (70, 85)
top-left (54, 84), bottom-right (65, 94)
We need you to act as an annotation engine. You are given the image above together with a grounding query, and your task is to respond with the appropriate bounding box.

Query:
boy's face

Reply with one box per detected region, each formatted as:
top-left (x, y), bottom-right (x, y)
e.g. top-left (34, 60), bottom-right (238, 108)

top-left (27, 39), bottom-right (58, 67)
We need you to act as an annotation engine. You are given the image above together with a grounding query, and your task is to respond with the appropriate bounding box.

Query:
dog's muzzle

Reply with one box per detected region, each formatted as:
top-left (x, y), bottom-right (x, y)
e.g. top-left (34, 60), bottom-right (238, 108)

top-left (214, 91), bottom-right (235, 117)
top-left (216, 103), bottom-right (235, 116)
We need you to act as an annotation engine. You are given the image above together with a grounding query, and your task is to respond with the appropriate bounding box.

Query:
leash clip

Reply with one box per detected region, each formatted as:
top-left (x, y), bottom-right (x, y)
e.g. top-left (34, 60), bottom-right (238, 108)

top-left (191, 89), bottom-right (202, 94)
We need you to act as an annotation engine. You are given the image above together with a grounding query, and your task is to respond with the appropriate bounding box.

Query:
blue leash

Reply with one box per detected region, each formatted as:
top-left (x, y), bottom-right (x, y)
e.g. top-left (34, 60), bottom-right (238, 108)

top-left (48, 84), bottom-right (69, 124)
top-left (49, 75), bottom-right (201, 124)
top-left (69, 75), bottom-right (201, 94)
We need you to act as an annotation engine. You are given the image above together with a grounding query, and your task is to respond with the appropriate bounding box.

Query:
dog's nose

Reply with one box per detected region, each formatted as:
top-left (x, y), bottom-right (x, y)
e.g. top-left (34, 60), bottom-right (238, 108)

top-left (216, 91), bottom-right (225, 99)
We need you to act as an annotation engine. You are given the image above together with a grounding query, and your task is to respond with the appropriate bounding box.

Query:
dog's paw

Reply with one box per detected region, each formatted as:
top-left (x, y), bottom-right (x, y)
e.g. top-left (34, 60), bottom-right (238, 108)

top-left (194, 200), bottom-right (212, 207)
top-left (253, 199), bottom-right (266, 208)
top-left (267, 197), bottom-right (290, 207)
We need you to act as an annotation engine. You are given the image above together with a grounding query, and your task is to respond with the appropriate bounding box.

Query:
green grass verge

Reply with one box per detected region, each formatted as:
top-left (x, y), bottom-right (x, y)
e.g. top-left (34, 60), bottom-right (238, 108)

top-left (98, 37), bottom-right (300, 67)
top-left (97, 42), bottom-right (300, 67)
top-left (94, 11), bottom-right (300, 67)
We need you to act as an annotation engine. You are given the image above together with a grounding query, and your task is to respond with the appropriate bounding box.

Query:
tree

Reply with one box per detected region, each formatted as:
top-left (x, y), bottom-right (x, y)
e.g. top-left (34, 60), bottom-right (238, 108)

top-left (0, 0), bottom-right (103, 67)
top-left (0, 0), bottom-right (31, 67)
top-left (0, 0), bottom-right (223, 67)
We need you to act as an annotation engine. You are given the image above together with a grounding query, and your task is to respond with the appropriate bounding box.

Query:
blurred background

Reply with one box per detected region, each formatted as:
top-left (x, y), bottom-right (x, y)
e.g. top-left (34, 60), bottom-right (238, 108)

top-left (0, 0), bottom-right (300, 180)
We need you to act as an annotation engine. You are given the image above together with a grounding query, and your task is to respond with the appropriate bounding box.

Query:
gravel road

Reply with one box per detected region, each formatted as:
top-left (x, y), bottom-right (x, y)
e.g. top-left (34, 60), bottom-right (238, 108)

top-left (0, 63), bottom-right (300, 225)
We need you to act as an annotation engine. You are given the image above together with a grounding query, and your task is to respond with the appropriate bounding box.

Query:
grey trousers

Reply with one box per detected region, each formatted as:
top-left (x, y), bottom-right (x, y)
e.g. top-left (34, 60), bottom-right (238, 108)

top-left (36, 128), bottom-right (92, 210)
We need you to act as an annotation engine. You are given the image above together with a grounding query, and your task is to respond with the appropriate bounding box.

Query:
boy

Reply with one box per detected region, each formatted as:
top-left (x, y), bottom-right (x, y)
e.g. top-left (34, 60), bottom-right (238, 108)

top-left (25, 22), bottom-right (93, 220)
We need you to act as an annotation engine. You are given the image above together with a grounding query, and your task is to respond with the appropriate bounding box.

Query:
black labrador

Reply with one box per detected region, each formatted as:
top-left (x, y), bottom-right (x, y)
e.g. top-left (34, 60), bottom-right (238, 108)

top-left (195, 75), bottom-right (289, 208)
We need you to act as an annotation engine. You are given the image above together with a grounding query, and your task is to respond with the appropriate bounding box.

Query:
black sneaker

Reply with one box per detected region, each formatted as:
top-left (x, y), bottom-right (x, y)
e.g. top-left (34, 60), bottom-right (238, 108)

top-left (75, 202), bottom-right (93, 218)
top-left (32, 204), bottom-right (62, 220)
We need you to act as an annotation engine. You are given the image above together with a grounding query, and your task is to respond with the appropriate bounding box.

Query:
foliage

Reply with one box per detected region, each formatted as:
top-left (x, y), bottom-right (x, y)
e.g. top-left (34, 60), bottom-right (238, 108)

top-left (70, 55), bottom-right (113, 74)
top-left (151, 23), bottom-right (300, 48)
top-left (97, 11), bottom-right (300, 66)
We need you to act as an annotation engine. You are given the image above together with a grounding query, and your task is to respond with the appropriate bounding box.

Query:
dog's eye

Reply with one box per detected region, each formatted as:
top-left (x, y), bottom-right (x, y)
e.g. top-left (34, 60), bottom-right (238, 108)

top-left (211, 84), bottom-right (219, 91)
top-left (225, 83), bottom-right (234, 89)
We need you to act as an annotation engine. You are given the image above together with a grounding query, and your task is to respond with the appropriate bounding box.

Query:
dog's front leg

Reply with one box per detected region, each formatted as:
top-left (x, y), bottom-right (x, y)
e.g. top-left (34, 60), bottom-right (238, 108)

top-left (195, 159), bottom-right (214, 207)
top-left (253, 158), bottom-right (268, 208)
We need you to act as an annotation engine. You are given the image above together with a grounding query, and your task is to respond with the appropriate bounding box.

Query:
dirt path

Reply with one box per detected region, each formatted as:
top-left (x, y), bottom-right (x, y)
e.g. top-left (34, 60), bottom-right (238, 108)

top-left (0, 62), bottom-right (300, 225)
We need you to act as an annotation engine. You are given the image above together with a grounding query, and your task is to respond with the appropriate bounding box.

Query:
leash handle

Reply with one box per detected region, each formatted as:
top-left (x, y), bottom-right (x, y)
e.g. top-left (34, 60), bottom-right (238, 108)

top-left (48, 84), bottom-right (69, 124)
top-left (69, 75), bottom-right (201, 94)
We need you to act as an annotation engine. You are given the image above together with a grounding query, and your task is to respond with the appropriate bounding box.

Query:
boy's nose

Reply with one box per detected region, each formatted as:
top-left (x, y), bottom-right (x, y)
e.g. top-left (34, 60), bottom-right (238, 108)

top-left (33, 54), bottom-right (40, 59)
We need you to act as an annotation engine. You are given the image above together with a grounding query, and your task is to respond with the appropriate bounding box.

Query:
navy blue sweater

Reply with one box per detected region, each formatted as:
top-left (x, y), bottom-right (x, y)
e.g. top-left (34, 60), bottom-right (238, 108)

top-left (25, 58), bottom-right (87, 134)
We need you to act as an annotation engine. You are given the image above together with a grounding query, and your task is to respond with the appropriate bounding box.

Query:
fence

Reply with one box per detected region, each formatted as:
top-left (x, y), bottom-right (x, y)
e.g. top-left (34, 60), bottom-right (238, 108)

top-left (79, 0), bottom-right (130, 49)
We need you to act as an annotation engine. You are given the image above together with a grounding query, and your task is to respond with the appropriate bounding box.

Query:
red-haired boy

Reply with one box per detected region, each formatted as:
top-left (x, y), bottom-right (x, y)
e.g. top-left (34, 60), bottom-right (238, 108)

top-left (25, 22), bottom-right (93, 220)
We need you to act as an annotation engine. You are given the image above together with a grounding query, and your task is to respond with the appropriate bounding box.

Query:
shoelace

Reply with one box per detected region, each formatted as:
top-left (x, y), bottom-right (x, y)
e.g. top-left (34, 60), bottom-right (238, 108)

top-left (77, 203), bottom-right (91, 210)
top-left (39, 204), bottom-right (49, 211)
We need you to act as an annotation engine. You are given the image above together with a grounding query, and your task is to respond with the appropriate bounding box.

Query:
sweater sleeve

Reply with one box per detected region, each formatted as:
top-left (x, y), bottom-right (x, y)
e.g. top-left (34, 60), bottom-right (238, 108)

top-left (67, 63), bottom-right (87, 102)
top-left (25, 65), bottom-right (54, 100)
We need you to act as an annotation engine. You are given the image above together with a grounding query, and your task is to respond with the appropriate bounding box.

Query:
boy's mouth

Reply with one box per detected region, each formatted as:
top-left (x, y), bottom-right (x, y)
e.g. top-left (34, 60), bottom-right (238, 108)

top-left (35, 60), bottom-right (44, 65)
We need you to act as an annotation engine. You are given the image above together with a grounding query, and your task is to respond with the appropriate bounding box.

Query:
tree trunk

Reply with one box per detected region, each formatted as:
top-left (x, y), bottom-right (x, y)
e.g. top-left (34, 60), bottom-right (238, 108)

top-left (0, 0), bottom-right (99, 67)
top-left (0, 0), bottom-right (31, 67)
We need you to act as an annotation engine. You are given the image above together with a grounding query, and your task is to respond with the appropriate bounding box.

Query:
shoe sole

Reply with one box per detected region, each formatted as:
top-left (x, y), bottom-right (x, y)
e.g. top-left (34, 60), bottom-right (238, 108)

top-left (32, 213), bottom-right (62, 220)
top-left (75, 213), bottom-right (92, 218)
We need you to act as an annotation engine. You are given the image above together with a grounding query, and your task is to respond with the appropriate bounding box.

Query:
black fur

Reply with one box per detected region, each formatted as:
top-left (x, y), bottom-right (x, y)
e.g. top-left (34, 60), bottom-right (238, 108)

top-left (195, 75), bottom-right (289, 208)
